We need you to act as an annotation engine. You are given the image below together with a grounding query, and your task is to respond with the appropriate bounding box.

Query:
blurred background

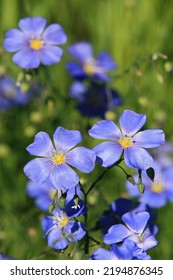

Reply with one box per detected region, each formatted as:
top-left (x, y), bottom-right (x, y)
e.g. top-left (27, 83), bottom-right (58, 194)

top-left (0, 0), bottom-right (173, 260)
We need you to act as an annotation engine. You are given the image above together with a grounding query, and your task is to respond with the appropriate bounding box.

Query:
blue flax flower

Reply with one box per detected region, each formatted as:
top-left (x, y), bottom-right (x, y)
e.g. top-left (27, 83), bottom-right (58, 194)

top-left (100, 198), bottom-right (156, 234)
top-left (103, 211), bottom-right (158, 255)
top-left (0, 75), bottom-right (29, 109)
top-left (66, 41), bottom-right (116, 82)
top-left (24, 127), bottom-right (96, 190)
top-left (27, 180), bottom-right (85, 213)
top-left (41, 207), bottom-right (86, 250)
top-left (126, 162), bottom-right (173, 208)
top-left (69, 81), bottom-right (122, 118)
top-left (3, 16), bottom-right (67, 69)
top-left (90, 240), bottom-right (151, 260)
top-left (89, 109), bottom-right (165, 170)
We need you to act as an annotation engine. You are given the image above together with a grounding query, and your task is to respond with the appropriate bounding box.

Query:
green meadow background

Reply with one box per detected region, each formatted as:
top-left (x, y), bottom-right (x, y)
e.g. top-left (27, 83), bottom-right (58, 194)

top-left (0, 0), bottom-right (173, 260)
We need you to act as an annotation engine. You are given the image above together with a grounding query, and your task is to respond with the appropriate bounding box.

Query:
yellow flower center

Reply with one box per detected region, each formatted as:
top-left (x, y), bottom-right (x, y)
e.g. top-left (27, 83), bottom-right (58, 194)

top-left (151, 183), bottom-right (164, 193)
top-left (138, 235), bottom-right (143, 243)
top-left (60, 217), bottom-right (68, 227)
top-left (52, 152), bottom-right (65, 165)
top-left (119, 137), bottom-right (132, 148)
top-left (30, 39), bottom-right (44, 50)
top-left (83, 62), bottom-right (96, 75)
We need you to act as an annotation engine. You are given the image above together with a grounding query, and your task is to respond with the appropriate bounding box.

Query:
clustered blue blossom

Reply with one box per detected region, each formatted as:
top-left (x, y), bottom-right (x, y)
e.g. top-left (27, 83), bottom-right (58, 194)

top-left (0, 75), bottom-right (29, 109)
top-left (66, 41), bottom-right (122, 118)
top-left (2, 16), bottom-right (172, 261)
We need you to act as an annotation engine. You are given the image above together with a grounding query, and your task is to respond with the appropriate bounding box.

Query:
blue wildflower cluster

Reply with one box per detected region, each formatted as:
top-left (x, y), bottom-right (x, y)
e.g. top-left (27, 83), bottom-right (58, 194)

top-left (1, 15), bottom-right (172, 260)
top-left (66, 41), bottom-right (122, 118)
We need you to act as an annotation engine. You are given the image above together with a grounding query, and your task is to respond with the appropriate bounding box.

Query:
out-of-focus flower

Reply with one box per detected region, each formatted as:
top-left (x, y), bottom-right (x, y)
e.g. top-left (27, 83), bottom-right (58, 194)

top-left (126, 162), bottom-right (173, 208)
top-left (69, 81), bottom-right (122, 118)
top-left (103, 211), bottom-right (158, 255)
top-left (66, 41), bottom-right (116, 82)
top-left (41, 207), bottom-right (86, 250)
top-left (27, 180), bottom-right (86, 213)
top-left (24, 127), bottom-right (96, 191)
top-left (0, 75), bottom-right (29, 109)
top-left (89, 109), bottom-right (165, 170)
top-left (153, 142), bottom-right (173, 168)
top-left (4, 16), bottom-right (67, 69)
top-left (0, 253), bottom-right (14, 260)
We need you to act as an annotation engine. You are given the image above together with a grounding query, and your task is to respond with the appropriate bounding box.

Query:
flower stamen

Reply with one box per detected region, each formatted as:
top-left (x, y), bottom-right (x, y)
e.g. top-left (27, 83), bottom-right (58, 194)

top-left (151, 183), bottom-right (164, 193)
top-left (30, 38), bottom-right (44, 50)
top-left (119, 136), bottom-right (132, 148)
top-left (52, 152), bottom-right (65, 165)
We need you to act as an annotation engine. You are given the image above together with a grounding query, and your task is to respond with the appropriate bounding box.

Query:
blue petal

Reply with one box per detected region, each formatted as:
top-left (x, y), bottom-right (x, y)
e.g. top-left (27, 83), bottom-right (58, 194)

top-left (90, 248), bottom-right (118, 260)
top-left (93, 142), bottom-right (123, 167)
top-left (26, 131), bottom-right (54, 157)
top-left (66, 222), bottom-right (86, 242)
top-left (49, 164), bottom-right (79, 190)
top-left (124, 146), bottom-right (153, 170)
top-left (18, 16), bottom-right (47, 36)
top-left (24, 158), bottom-right (52, 184)
top-left (53, 127), bottom-right (82, 154)
top-left (89, 120), bottom-right (121, 140)
top-left (3, 29), bottom-right (27, 52)
top-left (119, 110), bottom-right (146, 136)
top-left (69, 81), bottom-right (87, 101)
top-left (134, 129), bottom-right (165, 148)
top-left (66, 62), bottom-right (86, 79)
top-left (110, 198), bottom-right (133, 216)
top-left (142, 234), bottom-right (158, 251)
top-left (40, 46), bottom-right (63, 65)
top-left (47, 228), bottom-right (68, 249)
top-left (12, 49), bottom-right (40, 69)
top-left (96, 52), bottom-right (117, 70)
top-left (66, 147), bottom-right (96, 173)
top-left (122, 211), bottom-right (150, 235)
top-left (41, 216), bottom-right (54, 234)
top-left (68, 41), bottom-right (93, 62)
top-left (103, 224), bottom-right (131, 244)
top-left (141, 192), bottom-right (167, 208)
top-left (66, 184), bottom-right (84, 204)
top-left (42, 24), bottom-right (67, 44)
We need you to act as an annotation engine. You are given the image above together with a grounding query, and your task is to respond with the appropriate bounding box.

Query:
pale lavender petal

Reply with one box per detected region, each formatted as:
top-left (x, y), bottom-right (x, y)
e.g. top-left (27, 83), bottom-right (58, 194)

top-left (24, 158), bottom-right (52, 184)
top-left (26, 132), bottom-right (54, 157)
top-left (12, 48), bottom-right (40, 69)
top-left (53, 127), bottom-right (82, 154)
top-left (3, 29), bottom-right (27, 52)
top-left (119, 110), bottom-right (146, 136)
top-left (39, 46), bottom-right (63, 65)
top-left (48, 228), bottom-right (68, 249)
top-left (68, 41), bottom-right (93, 62)
top-left (122, 212), bottom-right (150, 235)
top-left (141, 192), bottom-right (167, 208)
top-left (134, 129), bottom-right (165, 148)
top-left (49, 164), bottom-right (79, 190)
top-left (104, 224), bottom-right (131, 244)
top-left (89, 120), bottom-right (121, 140)
top-left (42, 24), bottom-right (67, 45)
top-left (66, 147), bottom-right (96, 173)
top-left (124, 146), bottom-right (153, 170)
top-left (93, 142), bottom-right (123, 167)
top-left (96, 52), bottom-right (116, 70)
top-left (19, 17), bottom-right (47, 36)
top-left (142, 235), bottom-right (158, 251)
